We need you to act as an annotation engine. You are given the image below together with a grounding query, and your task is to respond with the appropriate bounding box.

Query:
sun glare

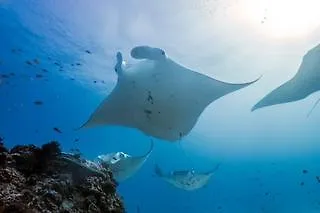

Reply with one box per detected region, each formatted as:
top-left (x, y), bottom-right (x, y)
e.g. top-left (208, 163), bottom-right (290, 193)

top-left (237, 0), bottom-right (320, 39)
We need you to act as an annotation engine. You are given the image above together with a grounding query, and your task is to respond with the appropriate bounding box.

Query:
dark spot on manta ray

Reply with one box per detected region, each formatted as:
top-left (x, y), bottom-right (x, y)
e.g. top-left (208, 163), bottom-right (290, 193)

top-left (144, 109), bottom-right (152, 120)
top-left (302, 169), bottom-right (308, 174)
top-left (33, 100), bottom-right (43, 105)
top-left (144, 109), bottom-right (152, 115)
top-left (53, 127), bottom-right (62, 133)
top-left (85, 50), bottom-right (92, 54)
top-left (147, 91), bottom-right (154, 104)
top-left (25, 60), bottom-right (33, 66)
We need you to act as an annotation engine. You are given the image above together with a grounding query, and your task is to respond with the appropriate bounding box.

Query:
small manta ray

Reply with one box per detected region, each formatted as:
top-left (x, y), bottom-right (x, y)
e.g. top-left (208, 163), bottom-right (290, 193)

top-left (154, 163), bottom-right (220, 191)
top-left (96, 140), bottom-right (154, 182)
top-left (252, 43), bottom-right (320, 115)
top-left (78, 45), bottom-right (260, 142)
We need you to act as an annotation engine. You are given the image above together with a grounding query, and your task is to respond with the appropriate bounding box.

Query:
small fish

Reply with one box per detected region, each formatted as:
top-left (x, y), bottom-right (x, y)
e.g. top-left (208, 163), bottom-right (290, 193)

top-left (93, 80), bottom-right (97, 84)
top-left (53, 127), bottom-right (62, 133)
top-left (302, 169), bottom-right (308, 174)
top-left (76, 63), bottom-right (81, 66)
top-left (74, 138), bottom-right (79, 142)
top-left (33, 59), bottom-right (40, 64)
top-left (42, 69), bottom-right (48, 72)
top-left (70, 78), bottom-right (75, 81)
top-left (34, 100), bottom-right (43, 105)
top-left (85, 50), bottom-right (92, 54)
top-left (54, 62), bottom-right (60, 66)
top-left (1, 74), bottom-right (9, 78)
top-left (25, 60), bottom-right (32, 66)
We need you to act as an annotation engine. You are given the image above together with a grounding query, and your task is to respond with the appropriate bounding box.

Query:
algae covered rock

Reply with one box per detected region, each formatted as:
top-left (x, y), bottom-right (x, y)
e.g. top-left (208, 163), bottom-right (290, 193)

top-left (0, 141), bottom-right (125, 213)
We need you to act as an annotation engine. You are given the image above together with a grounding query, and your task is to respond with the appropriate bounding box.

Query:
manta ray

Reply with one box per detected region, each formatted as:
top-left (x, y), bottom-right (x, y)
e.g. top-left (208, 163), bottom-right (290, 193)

top-left (154, 163), bottom-right (220, 191)
top-left (252, 43), bottom-right (320, 114)
top-left (79, 45), bottom-right (260, 141)
top-left (96, 140), bottom-right (153, 182)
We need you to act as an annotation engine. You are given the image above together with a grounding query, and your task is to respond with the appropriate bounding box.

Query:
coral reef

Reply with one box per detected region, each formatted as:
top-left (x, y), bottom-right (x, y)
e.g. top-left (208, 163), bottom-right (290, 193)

top-left (0, 141), bottom-right (125, 213)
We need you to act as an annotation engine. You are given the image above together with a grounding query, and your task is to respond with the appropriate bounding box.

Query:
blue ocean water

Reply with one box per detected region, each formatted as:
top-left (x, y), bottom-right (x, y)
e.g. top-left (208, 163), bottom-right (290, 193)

top-left (1, 0), bottom-right (320, 212)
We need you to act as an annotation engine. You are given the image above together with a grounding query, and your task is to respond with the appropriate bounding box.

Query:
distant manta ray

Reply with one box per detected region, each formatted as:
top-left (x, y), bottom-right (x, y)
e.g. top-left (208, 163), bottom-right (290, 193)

top-left (96, 140), bottom-right (153, 182)
top-left (154, 163), bottom-right (220, 191)
top-left (78, 45), bottom-right (261, 142)
top-left (252, 43), bottom-right (320, 116)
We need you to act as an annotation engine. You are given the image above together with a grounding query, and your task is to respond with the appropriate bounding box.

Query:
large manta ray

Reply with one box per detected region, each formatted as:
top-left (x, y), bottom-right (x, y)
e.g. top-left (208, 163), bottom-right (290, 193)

top-left (79, 45), bottom-right (260, 142)
top-left (252, 43), bottom-right (320, 113)
top-left (154, 163), bottom-right (220, 191)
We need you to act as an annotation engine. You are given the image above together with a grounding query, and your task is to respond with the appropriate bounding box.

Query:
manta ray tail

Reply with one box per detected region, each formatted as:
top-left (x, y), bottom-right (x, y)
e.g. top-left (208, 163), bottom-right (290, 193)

top-left (307, 97), bottom-right (320, 118)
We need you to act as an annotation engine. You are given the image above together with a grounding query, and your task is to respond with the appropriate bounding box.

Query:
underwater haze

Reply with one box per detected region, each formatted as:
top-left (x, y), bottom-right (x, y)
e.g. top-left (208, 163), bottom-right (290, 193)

top-left (1, 0), bottom-right (320, 212)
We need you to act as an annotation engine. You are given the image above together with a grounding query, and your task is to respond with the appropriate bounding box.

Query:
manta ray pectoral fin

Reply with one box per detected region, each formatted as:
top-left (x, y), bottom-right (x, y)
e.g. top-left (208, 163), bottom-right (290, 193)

top-left (251, 77), bottom-right (306, 112)
top-left (130, 45), bottom-right (166, 61)
top-left (210, 74), bottom-right (262, 102)
top-left (74, 115), bottom-right (95, 131)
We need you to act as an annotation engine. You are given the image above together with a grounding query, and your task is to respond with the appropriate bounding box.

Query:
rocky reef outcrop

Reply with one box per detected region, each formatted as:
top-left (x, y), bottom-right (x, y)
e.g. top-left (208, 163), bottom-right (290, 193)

top-left (0, 141), bottom-right (125, 213)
